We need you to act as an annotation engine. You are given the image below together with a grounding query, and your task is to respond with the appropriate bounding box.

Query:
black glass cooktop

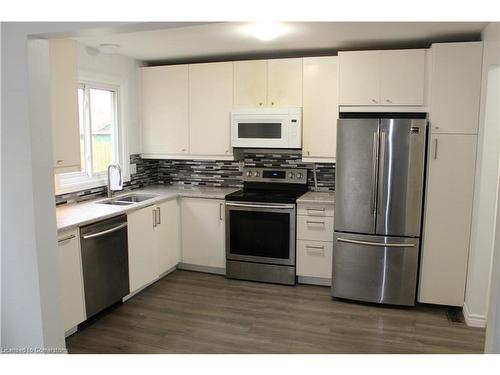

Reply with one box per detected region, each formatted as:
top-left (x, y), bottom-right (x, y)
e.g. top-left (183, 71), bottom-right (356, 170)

top-left (226, 189), bottom-right (307, 204)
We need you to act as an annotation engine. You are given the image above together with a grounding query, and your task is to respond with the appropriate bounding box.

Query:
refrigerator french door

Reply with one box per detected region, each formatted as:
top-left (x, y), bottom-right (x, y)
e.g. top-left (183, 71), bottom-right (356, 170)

top-left (332, 115), bottom-right (426, 306)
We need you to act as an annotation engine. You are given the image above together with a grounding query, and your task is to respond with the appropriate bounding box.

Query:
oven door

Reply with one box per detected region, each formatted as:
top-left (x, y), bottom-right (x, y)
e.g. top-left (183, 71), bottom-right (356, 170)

top-left (226, 201), bottom-right (296, 266)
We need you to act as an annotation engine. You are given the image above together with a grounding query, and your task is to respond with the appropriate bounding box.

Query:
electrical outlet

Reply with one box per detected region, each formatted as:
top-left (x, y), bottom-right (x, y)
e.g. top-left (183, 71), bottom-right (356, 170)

top-left (130, 163), bottom-right (137, 175)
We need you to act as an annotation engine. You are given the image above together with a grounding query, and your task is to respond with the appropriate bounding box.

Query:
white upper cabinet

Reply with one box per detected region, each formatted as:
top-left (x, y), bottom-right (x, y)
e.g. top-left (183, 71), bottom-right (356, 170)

top-left (430, 42), bottom-right (483, 134)
top-left (141, 65), bottom-right (189, 155)
top-left (379, 49), bottom-right (425, 105)
top-left (189, 62), bottom-right (234, 156)
top-left (339, 49), bottom-right (426, 106)
top-left (233, 58), bottom-right (303, 108)
top-left (339, 50), bottom-right (380, 105)
top-left (302, 56), bottom-right (338, 162)
top-left (267, 58), bottom-right (303, 107)
top-left (233, 60), bottom-right (268, 107)
top-left (49, 39), bottom-right (81, 173)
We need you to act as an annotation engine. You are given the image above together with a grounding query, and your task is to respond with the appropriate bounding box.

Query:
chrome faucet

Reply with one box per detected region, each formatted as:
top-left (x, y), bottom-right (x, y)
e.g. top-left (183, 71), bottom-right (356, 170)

top-left (107, 164), bottom-right (123, 198)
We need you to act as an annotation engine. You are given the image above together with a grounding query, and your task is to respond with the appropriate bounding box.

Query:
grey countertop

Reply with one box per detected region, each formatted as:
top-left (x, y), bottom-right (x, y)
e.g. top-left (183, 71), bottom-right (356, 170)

top-left (297, 191), bottom-right (335, 205)
top-left (56, 184), bottom-right (240, 232)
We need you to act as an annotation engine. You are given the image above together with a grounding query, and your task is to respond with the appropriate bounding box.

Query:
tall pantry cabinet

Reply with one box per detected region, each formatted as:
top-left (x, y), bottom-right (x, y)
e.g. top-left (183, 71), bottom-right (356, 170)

top-left (419, 42), bottom-right (483, 306)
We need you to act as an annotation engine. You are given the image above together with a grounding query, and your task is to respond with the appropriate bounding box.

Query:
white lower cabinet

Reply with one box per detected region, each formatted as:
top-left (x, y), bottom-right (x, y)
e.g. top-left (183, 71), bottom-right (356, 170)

top-left (127, 199), bottom-right (181, 293)
top-left (127, 205), bottom-right (159, 293)
top-left (181, 197), bottom-right (226, 270)
top-left (57, 229), bottom-right (86, 333)
top-left (297, 240), bottom-right (333, 279)
top-left (419, 134), bottom-right (477, 306)
top-left (156, 199), bottom-right (181, 275)
top-left (296, 202), bottom-right (334, 285)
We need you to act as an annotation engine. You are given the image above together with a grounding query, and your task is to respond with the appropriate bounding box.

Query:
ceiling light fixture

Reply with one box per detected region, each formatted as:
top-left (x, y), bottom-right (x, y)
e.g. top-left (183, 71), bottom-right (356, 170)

top-left (99, 43), bottom-right (121, 54)
top-left (245, 22), bottom-right (288, 41)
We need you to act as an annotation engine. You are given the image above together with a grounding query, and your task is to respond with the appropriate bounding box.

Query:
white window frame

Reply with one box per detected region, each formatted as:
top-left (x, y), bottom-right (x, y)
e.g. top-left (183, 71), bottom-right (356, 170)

top-left (55, 72), bottom-right (130, 195)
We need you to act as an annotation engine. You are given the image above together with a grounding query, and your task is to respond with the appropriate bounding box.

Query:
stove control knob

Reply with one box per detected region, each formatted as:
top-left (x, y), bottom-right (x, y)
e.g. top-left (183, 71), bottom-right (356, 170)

top-left (246, 171), bottom-right (252, 177)
top-left (254, 171), bottom-right (260, 177)
top-left (297, 173), bottom-right (303, 179)
top-left (289, 172), bottom-right (295, 179)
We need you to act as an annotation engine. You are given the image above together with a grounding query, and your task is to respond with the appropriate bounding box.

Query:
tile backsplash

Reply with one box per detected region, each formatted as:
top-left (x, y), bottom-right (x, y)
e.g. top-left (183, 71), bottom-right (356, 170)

top-left (55, 150), bottom-right (335, 204)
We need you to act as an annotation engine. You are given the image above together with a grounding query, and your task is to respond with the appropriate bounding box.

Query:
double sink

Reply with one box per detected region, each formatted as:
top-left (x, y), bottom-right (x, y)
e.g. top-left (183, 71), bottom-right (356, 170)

top-left (98, 193), bottom-right (158, 206)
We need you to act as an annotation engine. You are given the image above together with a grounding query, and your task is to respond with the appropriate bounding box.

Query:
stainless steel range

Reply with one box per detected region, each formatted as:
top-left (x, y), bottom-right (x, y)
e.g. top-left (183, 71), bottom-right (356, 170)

top-left (225, 167), bottom-right (308, 285)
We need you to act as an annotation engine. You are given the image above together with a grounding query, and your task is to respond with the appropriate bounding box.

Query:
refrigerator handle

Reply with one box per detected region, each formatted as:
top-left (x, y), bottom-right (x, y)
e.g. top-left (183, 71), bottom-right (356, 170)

top-left (378, 131), bottom-right (386, 212)
top-left (371, 131), bottom-right (378, 215)
top-left (337, 237), bottom-right (415, 248)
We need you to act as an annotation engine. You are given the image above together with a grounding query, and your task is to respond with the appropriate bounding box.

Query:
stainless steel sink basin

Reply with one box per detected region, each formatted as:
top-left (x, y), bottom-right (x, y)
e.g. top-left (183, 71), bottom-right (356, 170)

top-left (98, 193), bottom-right (158, 206)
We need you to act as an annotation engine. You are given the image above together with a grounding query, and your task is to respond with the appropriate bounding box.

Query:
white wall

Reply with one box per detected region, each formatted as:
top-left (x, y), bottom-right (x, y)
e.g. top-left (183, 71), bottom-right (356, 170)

top-left (464, 22), bottom-right (500, 328)
top-left (0, 22), bottom-right (122, 352)
top-left (77, 43), bottom-right (143, 156)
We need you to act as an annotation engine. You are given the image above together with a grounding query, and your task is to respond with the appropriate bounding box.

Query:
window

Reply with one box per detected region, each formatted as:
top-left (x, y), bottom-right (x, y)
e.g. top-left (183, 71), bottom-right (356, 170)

top-left (56, 81), bottom-right (122, 193)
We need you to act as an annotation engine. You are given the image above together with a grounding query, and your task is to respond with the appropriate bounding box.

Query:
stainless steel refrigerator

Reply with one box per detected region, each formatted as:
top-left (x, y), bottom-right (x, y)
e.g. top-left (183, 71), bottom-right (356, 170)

top-left (332, 115), bottom-right (427, 306)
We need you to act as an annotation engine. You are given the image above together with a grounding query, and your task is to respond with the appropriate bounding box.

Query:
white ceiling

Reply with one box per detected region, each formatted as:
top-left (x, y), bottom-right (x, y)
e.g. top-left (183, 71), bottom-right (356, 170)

top-left (74, 22), bottom-right (487, 64)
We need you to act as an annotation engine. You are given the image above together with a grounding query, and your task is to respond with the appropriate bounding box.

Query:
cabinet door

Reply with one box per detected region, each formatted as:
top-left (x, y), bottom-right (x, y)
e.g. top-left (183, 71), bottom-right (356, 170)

top-left (58, 229), bottom-right (86, 332)
top-left (302, 56), bottom-right (338, 161)
top-left (338, 51), bottom-right (380, 105)
top-left (419, 134), bottom-right (477, 306)
top-left (430, 42), bottom-right (482, 134)
top-left (296, 240), bottom-right (333, 279)
top-left (233, 60), bottom-right (267, 107)
top-left (379, 49), bottom-right (425, 105)
top-left (181, 198), bottom-right (226, 269)
top-left (141, 65), bottom-right (189, 154)
top-left (267, 58), bottom-right (303, 107)
top-left (189, 62), bottom-right (233, 156)
top-left (49, 39), bottom-right (81, 173)
top-left (156, 199), bottom-right (181, 275)
top-left (127, 206), bottom-right (158, 293)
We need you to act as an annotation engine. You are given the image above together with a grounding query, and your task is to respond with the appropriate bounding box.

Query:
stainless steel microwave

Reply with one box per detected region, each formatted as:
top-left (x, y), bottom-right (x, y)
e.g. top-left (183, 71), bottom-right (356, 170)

top-left (230, 108), bottom-right (302, 148)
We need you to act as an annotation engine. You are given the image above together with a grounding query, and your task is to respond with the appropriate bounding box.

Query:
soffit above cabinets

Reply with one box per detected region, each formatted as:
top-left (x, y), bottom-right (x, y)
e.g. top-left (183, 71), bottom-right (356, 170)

top-left (73, 22), bottom-right (486, 64)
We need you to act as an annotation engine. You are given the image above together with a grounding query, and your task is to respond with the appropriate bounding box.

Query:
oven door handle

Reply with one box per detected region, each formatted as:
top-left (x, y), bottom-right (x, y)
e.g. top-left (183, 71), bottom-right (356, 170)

top-left (225, 202), bottom-right (295, 210)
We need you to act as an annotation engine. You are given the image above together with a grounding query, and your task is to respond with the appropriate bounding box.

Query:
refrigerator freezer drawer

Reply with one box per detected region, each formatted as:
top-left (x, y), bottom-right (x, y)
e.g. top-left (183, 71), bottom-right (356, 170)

top-left (332, 232), bottom-right (419, 306)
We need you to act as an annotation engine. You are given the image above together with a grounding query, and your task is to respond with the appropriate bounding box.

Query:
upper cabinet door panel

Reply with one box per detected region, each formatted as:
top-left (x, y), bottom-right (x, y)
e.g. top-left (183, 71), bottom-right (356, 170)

top-left (267, 58), bottom-right (303, 107)
top-left (379, 49), bottom-right (426, 105)
top-left (49, 39), bottom-right (81, 172)
top-left (233, 60), bottom-right (267, 107)
top-left (338, 51), bottom-right (380, 105)
top-left (141, 65), bottom-right (189, 154)
top-left (189, 62), bottom-right (233, 156)
top-left (430, 42), bottom-right (483, 134)
top-left (302, 56), bottom-right (338, 160)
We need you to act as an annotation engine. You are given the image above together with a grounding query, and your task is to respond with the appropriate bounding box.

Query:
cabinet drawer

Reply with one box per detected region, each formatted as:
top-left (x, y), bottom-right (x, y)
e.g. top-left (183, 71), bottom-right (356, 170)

top-left (297, 240), bottom-right (333, 279)
top-left (297, 216), bottom-right (334, 242)
top-left (297, 203), bottom-right (334, 217)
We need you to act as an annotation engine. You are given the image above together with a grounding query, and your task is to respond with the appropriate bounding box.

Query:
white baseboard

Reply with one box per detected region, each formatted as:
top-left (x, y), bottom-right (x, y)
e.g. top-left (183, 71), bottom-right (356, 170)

top-left (463, 302), bottom-right (487, 328)
top-left (298, 276), bottom-right (331, 287)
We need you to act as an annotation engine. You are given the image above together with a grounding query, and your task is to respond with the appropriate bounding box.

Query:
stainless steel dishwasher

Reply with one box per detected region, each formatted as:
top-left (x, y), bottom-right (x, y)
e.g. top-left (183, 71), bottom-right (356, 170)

top-left (80, 215), bottom-right (129, 318)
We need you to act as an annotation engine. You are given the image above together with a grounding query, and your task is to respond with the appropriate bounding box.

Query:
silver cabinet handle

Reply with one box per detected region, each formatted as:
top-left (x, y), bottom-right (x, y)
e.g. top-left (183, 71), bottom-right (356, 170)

top-left (385, 99), bottom-right (392, 103)
top-left (306, 220), bottom-right (325, 225)
top-left (337, 237), bottom-right (415, 248)
top-left (58, 234), bottom-right (75, 243)
top-left (371, 131), bottom-right (379, 215)
top-left (371, 99), bottom-right (378, 103)
top-left (305, 244), bottom-right (325, 250)
top-left (433, 138), bottom-right (439, 160)
top-left (153, 209), bottom-right (157, 228)
top-left (156, 207), bottom-right (161, 224)
top-left (82, 223), bottom-right (127, 239)
top-left (219, 203), bottom-right (223, 221)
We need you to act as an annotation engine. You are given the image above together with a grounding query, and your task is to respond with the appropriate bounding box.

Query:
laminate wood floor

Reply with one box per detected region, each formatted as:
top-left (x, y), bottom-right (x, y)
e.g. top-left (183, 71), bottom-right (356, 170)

top-left (66, 270), bottom-right (485, 354)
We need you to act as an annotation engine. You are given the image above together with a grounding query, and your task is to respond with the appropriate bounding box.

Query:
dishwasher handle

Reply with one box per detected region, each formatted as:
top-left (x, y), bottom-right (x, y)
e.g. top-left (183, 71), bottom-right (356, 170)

top-left (82, 222), bottom-right (128, 240)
